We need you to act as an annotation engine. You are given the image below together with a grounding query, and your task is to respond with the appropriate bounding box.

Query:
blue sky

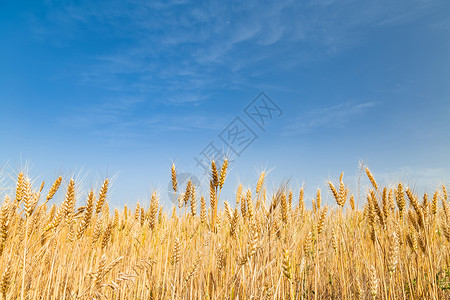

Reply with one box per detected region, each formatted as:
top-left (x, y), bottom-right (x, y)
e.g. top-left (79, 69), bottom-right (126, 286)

top-left (1, 0), bottom-right (449, 208)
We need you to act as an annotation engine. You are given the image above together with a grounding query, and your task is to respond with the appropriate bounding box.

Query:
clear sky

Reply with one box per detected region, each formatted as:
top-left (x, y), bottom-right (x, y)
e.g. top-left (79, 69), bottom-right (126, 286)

top-left (1, 0), bottom-right (449, 209)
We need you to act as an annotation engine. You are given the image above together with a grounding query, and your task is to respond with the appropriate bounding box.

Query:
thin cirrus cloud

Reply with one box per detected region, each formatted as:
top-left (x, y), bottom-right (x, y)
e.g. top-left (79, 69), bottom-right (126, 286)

top-left (30, 0), bottom-right (446, 100)
top-left (59, 96), bottom-right (226, 135)
top-left (27, 0), bottom-right (448, 139)
top-left (284, 101), bottom-right (378, 135)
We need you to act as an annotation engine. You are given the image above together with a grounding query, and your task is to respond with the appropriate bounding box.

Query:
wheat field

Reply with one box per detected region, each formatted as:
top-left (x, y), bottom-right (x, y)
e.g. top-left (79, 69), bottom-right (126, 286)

top-left (0, 161), bottom-right (449, 299)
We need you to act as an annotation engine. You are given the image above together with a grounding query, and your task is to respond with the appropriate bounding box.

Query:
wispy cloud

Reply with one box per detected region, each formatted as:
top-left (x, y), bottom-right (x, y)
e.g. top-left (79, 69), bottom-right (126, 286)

top-left (60, 97), bottom-right (147, 128)
top-left (30, 0), bottom-right (445, 105)
top-left (284, 101), bottom-right (378, 135)
top-left (59, 95), bottom-right (230, 146)
top-left (27, 0), bottom-right (448, 145)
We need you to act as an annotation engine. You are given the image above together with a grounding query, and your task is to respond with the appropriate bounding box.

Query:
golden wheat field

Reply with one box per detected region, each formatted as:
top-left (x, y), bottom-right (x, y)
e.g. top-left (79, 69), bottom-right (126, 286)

top-left (0, 161), bottom-right (449, 299)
